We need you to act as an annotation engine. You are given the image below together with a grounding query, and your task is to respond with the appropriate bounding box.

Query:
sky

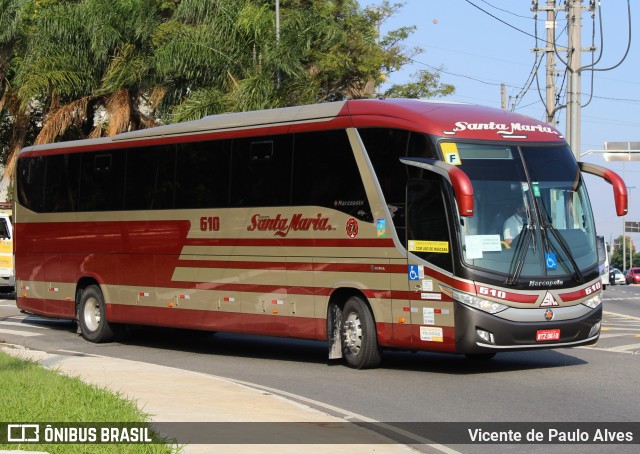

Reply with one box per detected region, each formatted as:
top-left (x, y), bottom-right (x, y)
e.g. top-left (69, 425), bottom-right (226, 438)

top-left (357, 0), bottom-right (639, 255)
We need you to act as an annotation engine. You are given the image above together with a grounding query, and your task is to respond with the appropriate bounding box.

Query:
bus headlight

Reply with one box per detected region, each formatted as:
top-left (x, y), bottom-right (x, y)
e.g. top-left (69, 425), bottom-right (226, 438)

top-left (442, 287), bottom-right (508, 314)
top-left (582, 292), bottom-right (602, 309)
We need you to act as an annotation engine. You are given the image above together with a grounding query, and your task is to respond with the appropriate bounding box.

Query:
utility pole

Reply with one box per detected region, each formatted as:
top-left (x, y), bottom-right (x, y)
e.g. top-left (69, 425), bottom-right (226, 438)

top-left (566, 0), bottom-right (582, 160)
top-left (545, 0), bottom-right (556, 125)
top-left (532, 0), bottom-right (596, 161)
top-left (531, 0), bottom-right (559, 125)
top-left (501, 83), bottom-right (507, 110)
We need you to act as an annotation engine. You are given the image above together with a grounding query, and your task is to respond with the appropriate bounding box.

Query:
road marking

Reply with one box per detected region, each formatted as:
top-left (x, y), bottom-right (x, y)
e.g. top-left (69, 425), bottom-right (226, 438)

top-left (598, 333), bottom-right (638, 339)
top-left (605, 343), bottom-right (640, 353)
top-left (0, 328), bottom-right (41, 337)
top-left (603, 310), bottom-right (640, 322)
top-left (600, 326), bottom-right (640, 332)
top-left (0, 320), bottom-right (49, 330)
top-left (581, 345), bottom-right (638, 354)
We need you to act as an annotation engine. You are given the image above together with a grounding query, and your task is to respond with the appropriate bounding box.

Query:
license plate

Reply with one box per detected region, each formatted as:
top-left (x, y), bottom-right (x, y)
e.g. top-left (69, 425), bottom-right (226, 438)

top-left (536, 329), bottom-right (560, 342)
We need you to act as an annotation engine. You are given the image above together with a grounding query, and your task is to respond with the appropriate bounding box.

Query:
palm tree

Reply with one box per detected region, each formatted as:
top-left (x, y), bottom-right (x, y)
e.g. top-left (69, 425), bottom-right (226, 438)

top-left (2, 0), bottom-right (455, 179)
top-left (13, 0), bottom-right (163, 146)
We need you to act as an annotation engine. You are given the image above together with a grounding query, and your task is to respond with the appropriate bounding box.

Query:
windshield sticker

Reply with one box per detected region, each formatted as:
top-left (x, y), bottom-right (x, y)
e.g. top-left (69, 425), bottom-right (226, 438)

top-left (376, 218), bottom-right (386, 237)
top-left (545, 252), bottom-right (558, 270)
top-left (421, 293), bottom-right (442, 301)
top-left (408, 240), bottom-right (449, 254)
top-left (422, 279), bottom-right (434, 291)
top-left (420, 326), bottom-right (444, 342)
top-left (441, 143), bottom-right (461, 166)
top-left (443, 121), bottom-right (562, 139)
top-left (423, 307), bottom-right (435, 325)
top-left (408, 265), bottom-right (421, 281)
top-left (465, 235), bottom-right (501, 259)
top-left (532, 182), bottom-right (541, 197)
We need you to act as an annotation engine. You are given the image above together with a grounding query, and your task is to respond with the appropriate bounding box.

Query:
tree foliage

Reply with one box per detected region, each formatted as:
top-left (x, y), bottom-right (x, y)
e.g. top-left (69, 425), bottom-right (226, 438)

top-left (0, 0), bottom-right (455, 181)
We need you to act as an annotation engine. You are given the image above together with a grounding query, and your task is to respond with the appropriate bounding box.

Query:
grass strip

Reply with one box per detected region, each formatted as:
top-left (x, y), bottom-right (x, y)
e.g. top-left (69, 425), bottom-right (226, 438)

top-left (0, 350), bottom-right (177, 453)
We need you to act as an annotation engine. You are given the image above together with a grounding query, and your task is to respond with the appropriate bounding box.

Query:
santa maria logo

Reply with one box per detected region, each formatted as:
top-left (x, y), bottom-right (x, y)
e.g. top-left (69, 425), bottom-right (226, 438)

top-left (247, 213), bottom-right (333, 237)
top-left (443, 121), bottom-right (562, 139)
top-left (540, 291), bottom-right (559, 307)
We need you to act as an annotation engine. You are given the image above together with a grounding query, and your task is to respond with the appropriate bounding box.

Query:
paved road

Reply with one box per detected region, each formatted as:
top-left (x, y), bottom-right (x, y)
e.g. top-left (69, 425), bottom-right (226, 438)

top-left (2, 288), bottom-right (640, 453)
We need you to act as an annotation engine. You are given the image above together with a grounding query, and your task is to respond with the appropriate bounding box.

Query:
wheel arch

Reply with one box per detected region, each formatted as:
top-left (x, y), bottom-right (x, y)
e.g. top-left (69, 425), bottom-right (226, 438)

top-left (75, 276), bottom-right (105, 320)
top-left (326, 287), bottom-right (379, 360)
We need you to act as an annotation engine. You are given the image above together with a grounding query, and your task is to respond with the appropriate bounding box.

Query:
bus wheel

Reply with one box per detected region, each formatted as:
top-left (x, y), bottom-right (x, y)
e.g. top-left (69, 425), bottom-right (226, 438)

top-left (341, 297), bottom-right (381, 369)
top-left (78, 285), bottom-right (115, 343)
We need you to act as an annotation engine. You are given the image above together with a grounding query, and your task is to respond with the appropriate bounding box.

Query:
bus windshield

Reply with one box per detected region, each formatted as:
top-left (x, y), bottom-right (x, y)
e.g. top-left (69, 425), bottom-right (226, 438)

top-left (452, 142), bottom-right (597, 280)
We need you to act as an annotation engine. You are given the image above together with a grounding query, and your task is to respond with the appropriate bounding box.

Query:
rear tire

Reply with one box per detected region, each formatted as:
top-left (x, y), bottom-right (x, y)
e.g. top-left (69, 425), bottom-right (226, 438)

top-left (78, 285), bottom-right (115, 343)
top-left (341, 296), bottom-right (381, 369)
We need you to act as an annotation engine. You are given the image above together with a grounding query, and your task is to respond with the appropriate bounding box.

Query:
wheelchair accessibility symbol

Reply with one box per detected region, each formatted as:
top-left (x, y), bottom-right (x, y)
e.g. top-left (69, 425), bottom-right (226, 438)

top-left (545, 252), bottom-right (558, 270)
top-left (408, 265), bottom-right (421, 281)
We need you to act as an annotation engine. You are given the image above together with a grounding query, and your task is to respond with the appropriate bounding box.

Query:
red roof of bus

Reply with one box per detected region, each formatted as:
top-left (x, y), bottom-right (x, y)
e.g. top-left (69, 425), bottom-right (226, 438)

top-left (344, 99), bottom-right (565, 143)
top-left (19, 99), bottom-right (565, 157)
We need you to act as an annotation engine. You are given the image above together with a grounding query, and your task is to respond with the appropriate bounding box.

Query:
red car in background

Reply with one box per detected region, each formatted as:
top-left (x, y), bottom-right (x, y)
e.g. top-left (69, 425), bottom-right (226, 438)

top-left (625, 268), bottom-right (640, 285)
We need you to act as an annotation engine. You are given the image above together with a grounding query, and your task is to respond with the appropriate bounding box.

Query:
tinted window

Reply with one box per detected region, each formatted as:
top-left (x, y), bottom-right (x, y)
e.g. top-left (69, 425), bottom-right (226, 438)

top-left (43, 153), bottom-right (81, 212)
top-left (231, 135), bottom-right (293, 207)
top-left (17, 156), bottom-right (46, 212)
top-left (359, 128), bottom-right (437, 234)
top-left (292, 130), bottom-right (371, 221)
top-left (125, 145), bottom-right (175, 210)
top-left (78, 151), bottom-right (126, 211)
top-left (175, 140), bottom-right (231, 209)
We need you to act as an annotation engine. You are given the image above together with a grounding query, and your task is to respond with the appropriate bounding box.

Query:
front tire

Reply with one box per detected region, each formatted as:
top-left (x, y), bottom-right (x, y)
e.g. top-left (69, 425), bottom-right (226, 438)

top-left (341, 297), bottom-right (381, 369)
top-left (78, 285), bottom-right (115, 343)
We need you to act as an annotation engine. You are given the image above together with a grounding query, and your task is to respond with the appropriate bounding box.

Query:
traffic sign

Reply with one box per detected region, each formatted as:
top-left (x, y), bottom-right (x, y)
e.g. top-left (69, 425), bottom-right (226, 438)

top-left (624, 221), bottom-right (640, 233)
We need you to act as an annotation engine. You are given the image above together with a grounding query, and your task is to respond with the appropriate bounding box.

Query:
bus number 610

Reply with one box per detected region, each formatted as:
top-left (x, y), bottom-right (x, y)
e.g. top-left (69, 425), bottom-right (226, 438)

top-left (200, 216), bottom-right (220, 232)
top-left (479, 286), bottom-right (506, 299)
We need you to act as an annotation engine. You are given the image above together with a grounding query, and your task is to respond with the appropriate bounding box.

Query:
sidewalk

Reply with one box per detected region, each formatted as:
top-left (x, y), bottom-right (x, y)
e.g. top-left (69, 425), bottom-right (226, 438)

top-left (0, 343), bottom-right (419, 454)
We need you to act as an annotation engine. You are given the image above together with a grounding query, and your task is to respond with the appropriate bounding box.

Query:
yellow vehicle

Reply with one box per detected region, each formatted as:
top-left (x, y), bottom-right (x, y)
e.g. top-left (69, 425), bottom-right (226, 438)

top-left (0, 212), bottom-right (14, 290)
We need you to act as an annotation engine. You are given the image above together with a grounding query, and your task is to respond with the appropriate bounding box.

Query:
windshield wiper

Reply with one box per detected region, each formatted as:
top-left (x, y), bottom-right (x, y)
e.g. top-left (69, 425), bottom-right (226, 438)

top-left (533, 198), bottom-right (585, 284)
top-left (506, 204), bottom-right (536, 286)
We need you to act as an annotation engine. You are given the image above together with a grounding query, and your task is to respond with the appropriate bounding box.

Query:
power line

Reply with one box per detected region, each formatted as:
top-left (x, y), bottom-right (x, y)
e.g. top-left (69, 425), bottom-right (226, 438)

top-left (463, 0), bottom-right (552, 43)
top-left (592, 94), bottom-right (640, 104)
top-left (512, 53), bottom-right (544, 110)
top-left (477, 0), bottom-right (536, 20)
top-left (409, 58), bottom-right (518, 88)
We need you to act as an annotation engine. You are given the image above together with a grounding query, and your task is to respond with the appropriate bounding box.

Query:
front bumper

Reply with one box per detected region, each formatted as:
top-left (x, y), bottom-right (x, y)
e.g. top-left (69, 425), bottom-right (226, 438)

top-left (454, 301), bottom-right (602, 354)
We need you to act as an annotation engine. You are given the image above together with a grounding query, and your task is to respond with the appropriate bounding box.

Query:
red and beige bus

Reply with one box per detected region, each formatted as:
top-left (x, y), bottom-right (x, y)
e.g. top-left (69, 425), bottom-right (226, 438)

top-left (14, 99), bottom-right (627, 368)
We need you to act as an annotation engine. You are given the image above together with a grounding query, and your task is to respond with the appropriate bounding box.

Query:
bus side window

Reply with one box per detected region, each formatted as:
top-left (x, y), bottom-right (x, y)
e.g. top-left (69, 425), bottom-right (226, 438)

top-left (79, 151), bottom-right (126, 211)
top-left (231, 135), bottom-right (293, 207)
top-left (175, 140), bottom-right (231, 209)
top-left (17, 157), bottom-right (46, 213)
top-left (292, 130), bottom-right (372, 222)
top-left (358, 128), bottom-right (437, 239)
top-left (125, 145), bottom-right (176, 210)
top-left (43, 153), bottom-right (81, 213)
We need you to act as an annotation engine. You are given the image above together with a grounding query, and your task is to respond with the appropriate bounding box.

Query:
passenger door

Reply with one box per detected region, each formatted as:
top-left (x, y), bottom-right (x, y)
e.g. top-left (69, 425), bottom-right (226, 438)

top-left (405, 176), bottom-right (456, 352)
